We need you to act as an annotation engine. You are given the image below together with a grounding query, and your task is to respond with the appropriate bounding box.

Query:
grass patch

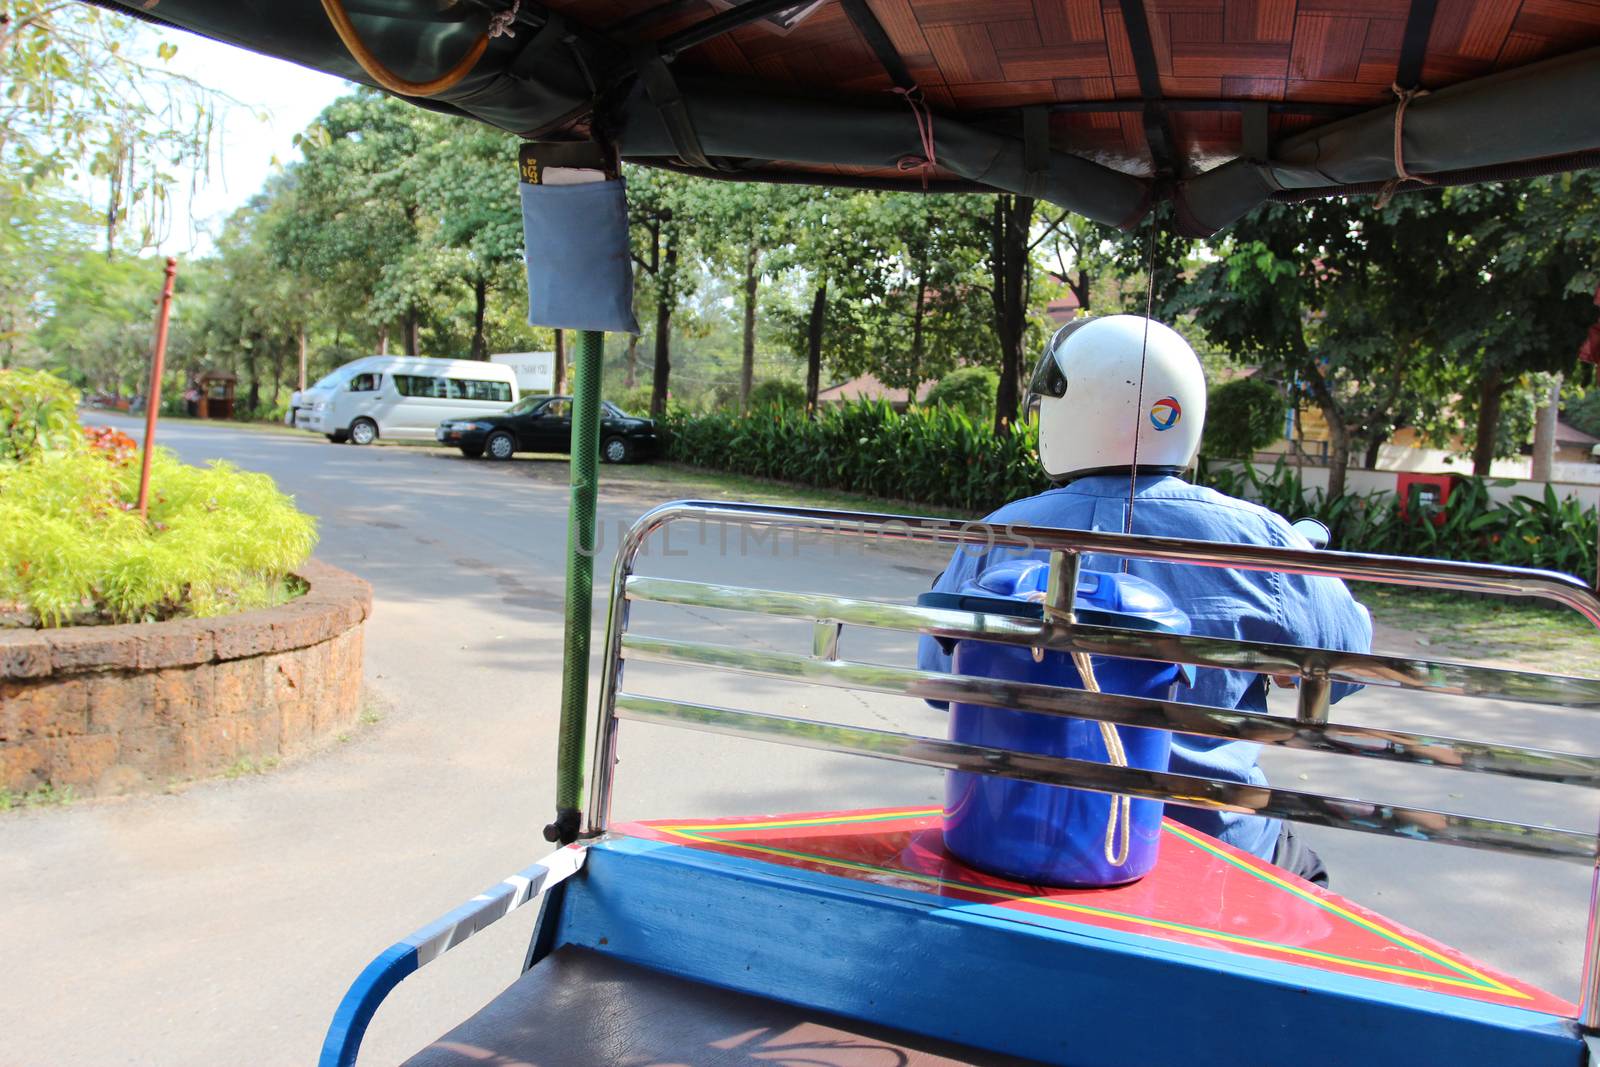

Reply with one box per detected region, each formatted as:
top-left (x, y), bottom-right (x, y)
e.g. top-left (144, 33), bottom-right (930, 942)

top-left (222, 756), bottom-right (280, 779)
top-left (606, 461), bottom-right (976, 517)
top-left (148, 413), bottom-right (306, 436)
top-left (1357, 584), bottom-right (1600, 672)
top-left (0, 782), bottom-right (75, 811)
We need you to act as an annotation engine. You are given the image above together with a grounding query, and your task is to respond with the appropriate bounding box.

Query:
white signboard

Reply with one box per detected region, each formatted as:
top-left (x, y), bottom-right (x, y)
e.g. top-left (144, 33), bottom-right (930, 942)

top-left (490, 351), bottom-right (556, 394)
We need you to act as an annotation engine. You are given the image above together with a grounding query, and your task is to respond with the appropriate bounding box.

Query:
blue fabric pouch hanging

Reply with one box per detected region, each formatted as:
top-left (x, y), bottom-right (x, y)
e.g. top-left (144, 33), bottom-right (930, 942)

top-left (519, 178), bottom-right (640, 334)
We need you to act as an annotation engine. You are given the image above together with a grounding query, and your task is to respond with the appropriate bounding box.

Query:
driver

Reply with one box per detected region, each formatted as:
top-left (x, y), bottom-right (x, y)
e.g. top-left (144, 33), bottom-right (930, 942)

top-left (918, 315), bottom-right (1372, 885)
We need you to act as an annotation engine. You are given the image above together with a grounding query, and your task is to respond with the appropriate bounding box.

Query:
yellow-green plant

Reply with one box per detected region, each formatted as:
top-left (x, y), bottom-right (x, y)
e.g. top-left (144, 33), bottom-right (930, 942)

top-left (0, 368), bottom-right (81, 462)
top-left (0, 446), bottom-right (318, 626)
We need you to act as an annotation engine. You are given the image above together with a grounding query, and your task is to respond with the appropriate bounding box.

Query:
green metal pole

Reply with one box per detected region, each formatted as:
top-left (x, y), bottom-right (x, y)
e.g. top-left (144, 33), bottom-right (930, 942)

top-left (547, 328), bottom-right (603, 844)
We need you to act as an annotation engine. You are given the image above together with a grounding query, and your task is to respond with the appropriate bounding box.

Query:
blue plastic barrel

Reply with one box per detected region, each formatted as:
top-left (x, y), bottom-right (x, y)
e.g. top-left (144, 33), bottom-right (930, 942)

top-left (920, 560), bottom-right (1191, 887)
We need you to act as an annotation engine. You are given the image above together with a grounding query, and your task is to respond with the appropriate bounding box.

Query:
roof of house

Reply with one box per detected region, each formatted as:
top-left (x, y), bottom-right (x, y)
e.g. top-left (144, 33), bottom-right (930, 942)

top-left (816, 373), bottom-right (936, 406)
top-left (1044, 285), bottom-right (1082, 325)
top-left (1557, 418), bottom-right (1600, 448)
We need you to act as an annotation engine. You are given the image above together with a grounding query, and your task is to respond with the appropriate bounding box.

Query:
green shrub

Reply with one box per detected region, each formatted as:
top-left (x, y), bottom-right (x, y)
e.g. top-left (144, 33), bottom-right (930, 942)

top-left (749, 379), bottom-right (806, 410)
top-left (1567, 389), bottom-right (1600, 439)
top-left (0, 446), bottom-right (318, 626)
top-left (704, 381), bottom-right (743, 411)
top-left (667, 400), bottom-right (1047, 514)
top-left (1200, 377), bottom-right (1287, 460)
top-left (0, 368), bottom-right (81, 462)
top-left (924, 367), bottom-right (998, 423)
top-left (608, 385), bottom-right (655, 417)
top-left (235, 396), bottom-right (291, 423)
top-left (666, 398), bottom-right (1596, 577)
top-left (1196, 457), bottom-right (1597, 577)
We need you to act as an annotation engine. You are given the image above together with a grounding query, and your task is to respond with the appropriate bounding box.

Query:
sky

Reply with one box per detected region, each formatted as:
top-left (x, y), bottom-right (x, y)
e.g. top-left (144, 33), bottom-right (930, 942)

top-left (136, 24), bottom-right (353, 256)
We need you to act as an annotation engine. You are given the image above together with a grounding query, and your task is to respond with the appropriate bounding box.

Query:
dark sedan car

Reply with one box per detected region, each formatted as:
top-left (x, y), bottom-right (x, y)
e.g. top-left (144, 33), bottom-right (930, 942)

top-left (435, 395), bottom-right (661, 463)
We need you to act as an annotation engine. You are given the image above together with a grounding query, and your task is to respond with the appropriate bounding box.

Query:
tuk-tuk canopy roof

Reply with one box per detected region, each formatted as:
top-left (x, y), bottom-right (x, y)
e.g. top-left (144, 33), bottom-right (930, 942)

top-left (107, 0), bottom-right (1600, 234)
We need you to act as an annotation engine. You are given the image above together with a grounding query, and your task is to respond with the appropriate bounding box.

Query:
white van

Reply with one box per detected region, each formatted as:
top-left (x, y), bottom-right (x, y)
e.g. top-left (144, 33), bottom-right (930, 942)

top-left (290, 356), bottom-right (519, 444)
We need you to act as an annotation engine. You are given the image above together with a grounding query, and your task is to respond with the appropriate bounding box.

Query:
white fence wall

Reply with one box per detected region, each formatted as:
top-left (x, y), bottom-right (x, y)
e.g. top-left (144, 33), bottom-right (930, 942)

top-left (1372, 443), bottom-right (1600, 487)
top-left (1234, 460), bottom-right (1600, 511)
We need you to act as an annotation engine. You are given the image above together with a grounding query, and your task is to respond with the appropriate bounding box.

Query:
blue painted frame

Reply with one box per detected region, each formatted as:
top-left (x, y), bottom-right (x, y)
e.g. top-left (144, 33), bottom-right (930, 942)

top-left (534, 836), bottom-right (1582, 1067)
top-left (319, 848), bottom-right (585, 1067)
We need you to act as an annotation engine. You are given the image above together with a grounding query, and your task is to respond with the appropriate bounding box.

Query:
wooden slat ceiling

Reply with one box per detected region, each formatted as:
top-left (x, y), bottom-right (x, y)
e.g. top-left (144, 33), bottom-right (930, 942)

top-left (542, 0), bottom-right (1600, 179)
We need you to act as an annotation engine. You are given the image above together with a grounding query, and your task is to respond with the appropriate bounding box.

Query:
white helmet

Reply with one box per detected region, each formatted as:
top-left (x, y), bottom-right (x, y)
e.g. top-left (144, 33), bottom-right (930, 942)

top-left (1025, 315), bottom-right (1206, 481)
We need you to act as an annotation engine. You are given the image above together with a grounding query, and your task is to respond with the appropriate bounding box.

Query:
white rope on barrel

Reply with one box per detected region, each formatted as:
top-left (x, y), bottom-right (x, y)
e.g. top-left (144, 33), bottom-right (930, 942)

top-left (1071, 651), bottom-right (1133, 867)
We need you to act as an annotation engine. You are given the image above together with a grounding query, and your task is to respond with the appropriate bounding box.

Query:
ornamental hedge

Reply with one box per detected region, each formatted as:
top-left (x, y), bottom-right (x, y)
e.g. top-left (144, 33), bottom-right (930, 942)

top-left (666, 401), bottom-right (1047, 515)
top-left (664, 400), bottom-right (1597, 578)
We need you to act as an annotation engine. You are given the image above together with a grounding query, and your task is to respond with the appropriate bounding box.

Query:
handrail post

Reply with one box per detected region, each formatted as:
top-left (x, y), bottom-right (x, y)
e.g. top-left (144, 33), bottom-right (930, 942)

top-left (1583, 818), bottom-right (1600, 1030)
top-left (1297, 671), bottom-right (1331, 725)
top-left (812, 620), bottom-right (843, 661)
top-left (584, 506), bottom-right (684, 838)
top-left (1045, 549), bottom-right (1082, 625)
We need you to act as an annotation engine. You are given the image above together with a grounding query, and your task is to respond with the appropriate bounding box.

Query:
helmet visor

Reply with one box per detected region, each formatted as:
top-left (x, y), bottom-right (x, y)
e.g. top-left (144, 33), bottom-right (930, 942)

top-left (1022, 318), bottom-right (1090, 423)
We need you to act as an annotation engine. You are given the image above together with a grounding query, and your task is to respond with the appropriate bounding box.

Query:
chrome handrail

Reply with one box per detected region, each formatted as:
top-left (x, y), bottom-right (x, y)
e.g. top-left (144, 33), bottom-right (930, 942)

top-left (612, 695), bottom-right (1595, 863)
top-left (624, 576), bottom-right (1600, 709)
top-left (582, 500), bottom-right (1600, 1025)
top-left (620, 634), bottom-right (1600, 786)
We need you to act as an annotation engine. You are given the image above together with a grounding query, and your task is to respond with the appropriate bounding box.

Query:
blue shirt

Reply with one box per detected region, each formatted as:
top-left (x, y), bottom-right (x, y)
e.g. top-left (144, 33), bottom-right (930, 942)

top-left (917, 474), bottom-right (1372, 860)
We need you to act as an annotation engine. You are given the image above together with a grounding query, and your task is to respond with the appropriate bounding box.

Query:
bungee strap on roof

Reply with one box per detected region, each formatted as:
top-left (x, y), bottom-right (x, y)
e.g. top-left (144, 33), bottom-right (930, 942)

top-left (1175, 44), bottom-right (1600, 234)
top-left (1021, 106), bottom-right (1049, 201)
top-left (632, 45), bottom-right (720, 174)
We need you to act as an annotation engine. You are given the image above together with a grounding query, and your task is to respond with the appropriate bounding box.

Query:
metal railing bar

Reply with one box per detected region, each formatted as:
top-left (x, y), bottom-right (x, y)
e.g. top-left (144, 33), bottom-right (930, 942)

top-left (636, 501), bottom-right (1600, 627)
top-left (624, 576), bottom-right (1600, 709)
top-left (620, 634), bottom-right (1600, 787)
top-left (613, 693), bottom-right (1597, 865)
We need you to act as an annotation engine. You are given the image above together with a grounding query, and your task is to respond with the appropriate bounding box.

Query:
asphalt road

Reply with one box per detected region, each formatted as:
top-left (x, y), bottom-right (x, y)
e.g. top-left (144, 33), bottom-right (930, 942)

top-left (3, 414), bottom-right (1598, 1065)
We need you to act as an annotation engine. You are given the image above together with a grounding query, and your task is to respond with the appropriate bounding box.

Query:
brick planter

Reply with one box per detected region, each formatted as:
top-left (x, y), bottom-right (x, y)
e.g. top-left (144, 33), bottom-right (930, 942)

top-left (0, 560), bottom-right (370, 798)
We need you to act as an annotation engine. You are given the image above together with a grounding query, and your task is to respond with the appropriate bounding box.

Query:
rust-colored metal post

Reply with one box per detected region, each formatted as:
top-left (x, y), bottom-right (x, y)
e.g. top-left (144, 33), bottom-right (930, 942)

top-left (136, 257), bottom-right (178, 519)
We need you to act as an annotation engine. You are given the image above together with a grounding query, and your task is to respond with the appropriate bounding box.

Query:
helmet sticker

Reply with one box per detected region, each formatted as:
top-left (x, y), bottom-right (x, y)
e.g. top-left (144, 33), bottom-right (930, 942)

top-left (1149, 396), bottom-right (1182, 431)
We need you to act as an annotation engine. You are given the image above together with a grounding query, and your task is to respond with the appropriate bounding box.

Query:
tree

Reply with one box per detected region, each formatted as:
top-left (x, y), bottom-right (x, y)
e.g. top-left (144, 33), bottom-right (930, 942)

top-left (419, 124), bottom-right (525, 359)
top-left (36, 251), bottom-right (164, 395)
top-left (772, 189), bottom-right (1055, 427)
top-left (696, 183), bottom-right (796, 410)
top-left (1, 2), bottom-right (225, 252)
top-left (627, 167), bottom-right (696, 417)
top-left (274, 92), bottom-right (443, 355)
top-left (1201, 377), bottom-right (1288, 460)
top-left (1441, 175), bottom-right (1600, 473)
top-left (771, 188), bottom-right (895, 413)
top-left (1180, 195), bottom-right (1478, 498)
top-left (987, 194), bottom-right (1035, 432)
top-left (816, 193), bottom-right (994, 396)
top-left (748, 378), bottom-right (805, 409)
top-left (196, 185), bottom-right (311, 415)
top-left (0, 180), bottom-right (94, 368)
